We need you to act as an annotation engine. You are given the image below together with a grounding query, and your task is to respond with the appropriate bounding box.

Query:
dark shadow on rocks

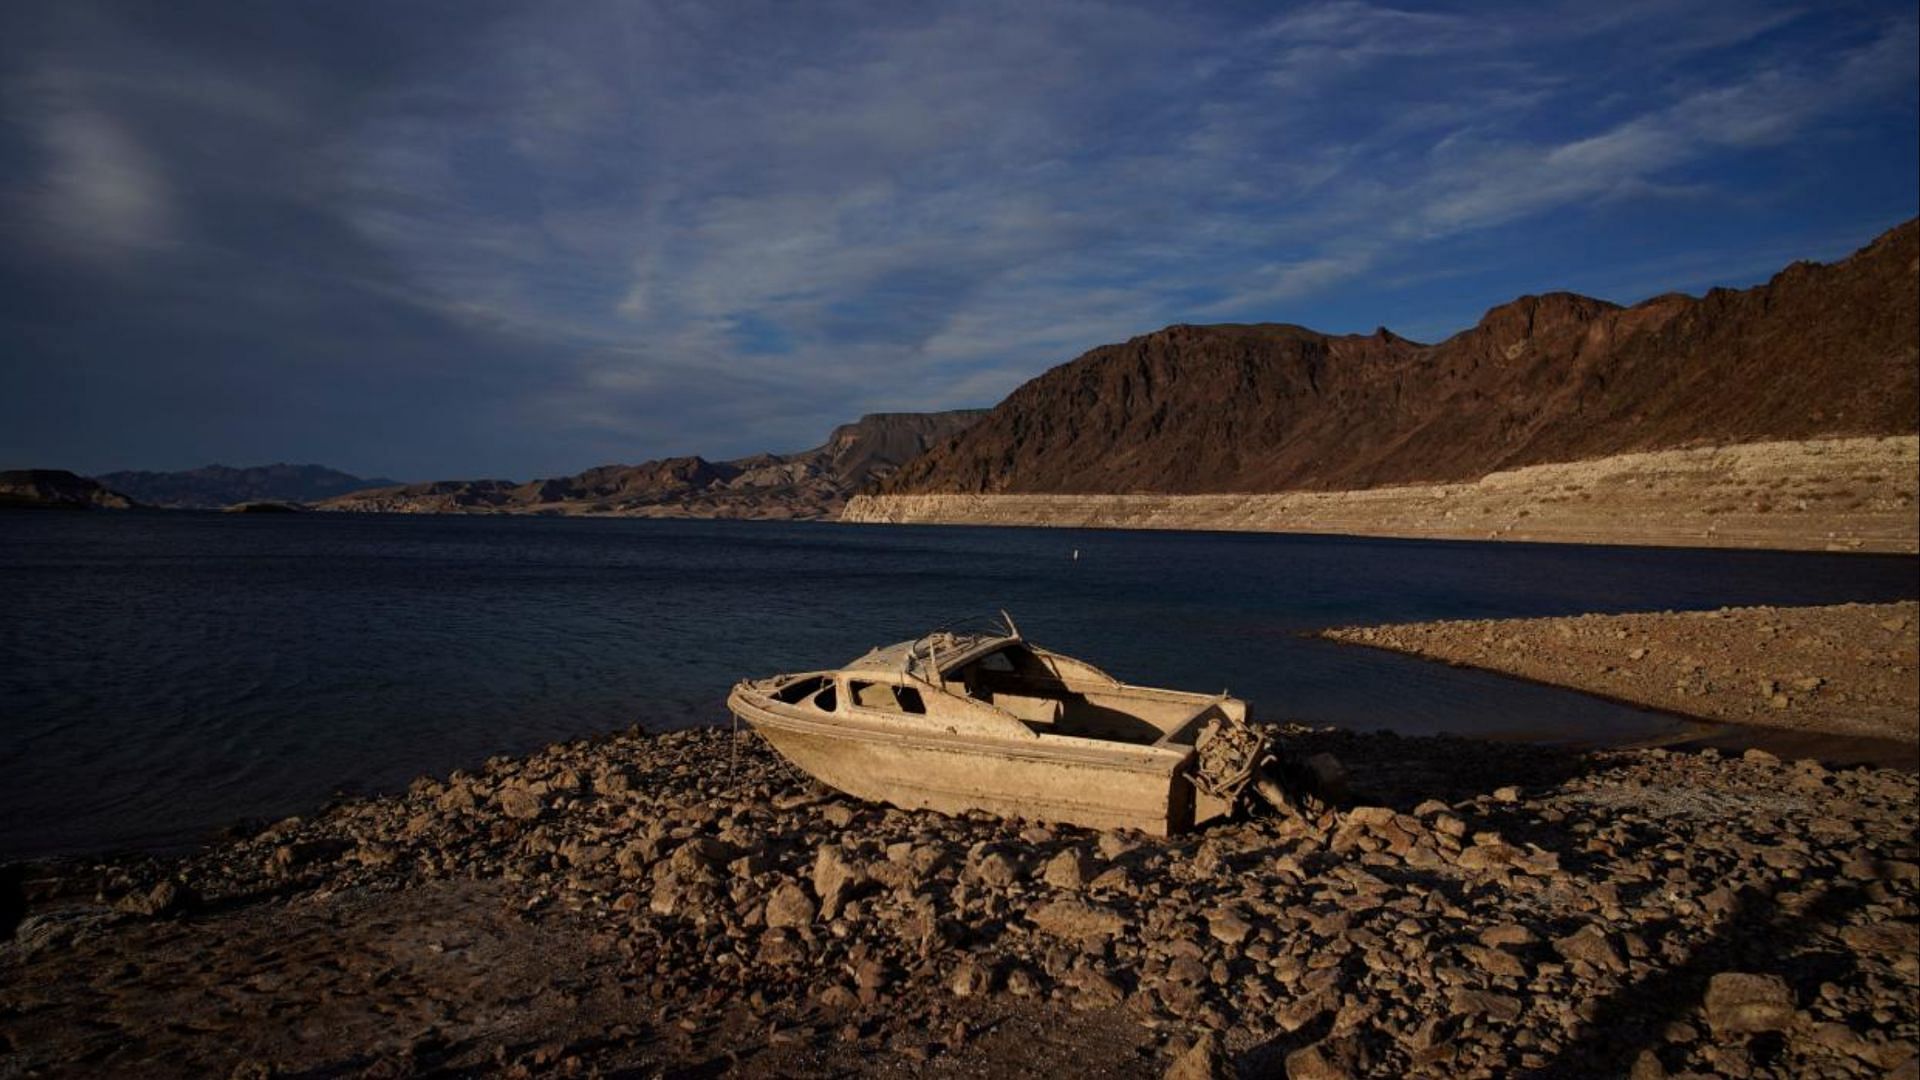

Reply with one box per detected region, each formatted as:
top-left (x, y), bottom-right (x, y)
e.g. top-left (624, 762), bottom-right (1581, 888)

top-left (1233, 1007), bottom-right (1335, 1077)
top-left (0, 863), bottom-right (24, 939)
top-left (1272, 727), bottom-right (1618, 811)
top-left (664, 1056), bottom-right (754, 1080)
top-left (1517, 878), bottom-right (1869, 1079)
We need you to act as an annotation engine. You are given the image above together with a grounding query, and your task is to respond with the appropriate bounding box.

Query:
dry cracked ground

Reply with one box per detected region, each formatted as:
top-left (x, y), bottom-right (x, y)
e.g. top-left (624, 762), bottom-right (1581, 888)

top-left (2, 726), bottom-right (1916, 1079)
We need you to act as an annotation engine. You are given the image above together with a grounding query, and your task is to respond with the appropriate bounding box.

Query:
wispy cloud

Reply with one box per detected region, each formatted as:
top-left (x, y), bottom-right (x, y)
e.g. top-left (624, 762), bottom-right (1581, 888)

top-left (1210, 4), bottom-right (1918, 303)
top-left (11, 62), bottom-right (176, 263)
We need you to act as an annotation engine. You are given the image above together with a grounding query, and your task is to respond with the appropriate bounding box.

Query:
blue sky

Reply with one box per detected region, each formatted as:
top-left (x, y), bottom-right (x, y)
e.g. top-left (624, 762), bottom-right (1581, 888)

top-left (1, 1), bottom-right (1914, 480)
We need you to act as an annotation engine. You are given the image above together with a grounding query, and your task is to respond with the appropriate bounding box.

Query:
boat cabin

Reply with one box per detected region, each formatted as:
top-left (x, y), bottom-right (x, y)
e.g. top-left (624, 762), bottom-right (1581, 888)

top-left (770, 633), bottom-right (1242, 750)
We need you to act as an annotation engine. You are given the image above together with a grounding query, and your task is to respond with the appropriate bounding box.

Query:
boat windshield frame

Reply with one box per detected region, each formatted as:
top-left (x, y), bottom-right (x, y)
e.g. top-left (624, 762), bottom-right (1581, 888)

top-left (845, 631), bottom-right (1019, 682)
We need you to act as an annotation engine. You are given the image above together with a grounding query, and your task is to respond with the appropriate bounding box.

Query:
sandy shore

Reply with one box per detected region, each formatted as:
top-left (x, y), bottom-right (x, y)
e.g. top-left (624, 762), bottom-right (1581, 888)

top-left (844, 436), bottom-right (1920, 554)
top-left (1323, 603), bottom-right (1919, 754)
top-left (4, 725), bottom-right (1915, 1078)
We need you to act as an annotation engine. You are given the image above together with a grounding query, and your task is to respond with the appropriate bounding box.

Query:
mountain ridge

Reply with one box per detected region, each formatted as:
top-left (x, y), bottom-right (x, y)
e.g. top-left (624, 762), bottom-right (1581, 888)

top-left (877, 219), bottom-right (1919, 497)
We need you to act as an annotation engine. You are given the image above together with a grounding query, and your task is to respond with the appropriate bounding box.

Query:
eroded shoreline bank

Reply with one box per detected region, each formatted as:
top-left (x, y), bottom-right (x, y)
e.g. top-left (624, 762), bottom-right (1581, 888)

top-left (844, 436), bottom-right (1920, 554)
top-left (4, 725), bottom-right (1915, 1078)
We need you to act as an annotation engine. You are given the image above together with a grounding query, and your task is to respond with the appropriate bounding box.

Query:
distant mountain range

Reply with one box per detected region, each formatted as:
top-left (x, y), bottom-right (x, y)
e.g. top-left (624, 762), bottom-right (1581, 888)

top-left (93, 464), bottom-right (398, 509)
top-left (318, 411), bottom-right (988, 519)
top-left (877, 219), bottom-right (1918, 496)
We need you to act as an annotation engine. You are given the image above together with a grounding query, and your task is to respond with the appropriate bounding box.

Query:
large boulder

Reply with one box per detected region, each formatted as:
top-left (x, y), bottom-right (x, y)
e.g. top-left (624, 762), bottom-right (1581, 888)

top-left (1704, 972), bottom-right (1796, 1036)
top-left (764, 881), bottom-right (819, 929)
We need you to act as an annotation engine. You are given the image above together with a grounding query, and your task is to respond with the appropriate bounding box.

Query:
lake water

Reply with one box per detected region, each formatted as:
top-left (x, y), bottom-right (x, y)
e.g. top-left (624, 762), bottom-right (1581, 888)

top-left (3, 511), bottom-right (1915, 859)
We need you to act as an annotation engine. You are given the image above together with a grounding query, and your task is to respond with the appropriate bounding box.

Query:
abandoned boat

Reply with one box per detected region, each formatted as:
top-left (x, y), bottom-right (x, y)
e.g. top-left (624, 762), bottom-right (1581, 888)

top-left (727, 617), bottom-right (1331, 835)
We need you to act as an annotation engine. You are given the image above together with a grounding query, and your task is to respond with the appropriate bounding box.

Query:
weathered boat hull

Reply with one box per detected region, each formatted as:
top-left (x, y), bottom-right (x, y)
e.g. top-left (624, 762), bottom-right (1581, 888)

top-left (730, 686), bottom-right (1196, 835)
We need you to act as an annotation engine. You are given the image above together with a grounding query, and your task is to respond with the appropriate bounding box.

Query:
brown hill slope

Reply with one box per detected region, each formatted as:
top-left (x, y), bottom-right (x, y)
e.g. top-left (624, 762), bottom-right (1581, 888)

top-left (0, 470), bottom-right (140, 510)
top-left (879, 220), bottom-right (1918, 496)
top-left (321, 410), bottom-right (986, 519)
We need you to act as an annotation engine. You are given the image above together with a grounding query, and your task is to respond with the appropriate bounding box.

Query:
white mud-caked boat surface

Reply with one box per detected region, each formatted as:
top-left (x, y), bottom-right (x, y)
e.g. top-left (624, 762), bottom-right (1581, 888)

top-left (728, 617), bottom-right (1337, 835)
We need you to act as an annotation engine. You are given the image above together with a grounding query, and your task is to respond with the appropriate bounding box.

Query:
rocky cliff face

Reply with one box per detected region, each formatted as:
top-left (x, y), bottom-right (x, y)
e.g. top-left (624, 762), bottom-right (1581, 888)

top-left (0, 470), bottom-right (139, 510)
top-left (878, 220), bottom-right (1919, 496)
top-left (94, 464), bottom-right (397, 508)
top-left (320, 410), bottom-right (987, 519)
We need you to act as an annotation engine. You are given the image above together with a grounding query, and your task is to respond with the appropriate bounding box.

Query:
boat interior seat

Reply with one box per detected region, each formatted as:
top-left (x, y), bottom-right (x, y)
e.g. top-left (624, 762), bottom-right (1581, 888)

top-left (960, 664), bottom-right (1171, 744)
top-left (991, 691), bottom-right (1062, 727)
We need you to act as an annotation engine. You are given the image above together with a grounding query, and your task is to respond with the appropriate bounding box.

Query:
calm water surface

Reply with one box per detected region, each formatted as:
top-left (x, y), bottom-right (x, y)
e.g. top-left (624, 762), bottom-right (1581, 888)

top-left (3, 511), bottom-right (1914, 858)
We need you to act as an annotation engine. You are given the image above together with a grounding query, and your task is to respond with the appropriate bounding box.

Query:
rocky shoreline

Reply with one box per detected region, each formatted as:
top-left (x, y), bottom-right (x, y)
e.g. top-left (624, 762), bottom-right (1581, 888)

top-left (4, 723), bottom-right (1914, 1078)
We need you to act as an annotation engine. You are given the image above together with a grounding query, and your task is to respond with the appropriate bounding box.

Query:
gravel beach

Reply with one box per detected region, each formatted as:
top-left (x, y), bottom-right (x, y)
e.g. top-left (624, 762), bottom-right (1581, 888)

top-left (1322, 602), bottom-right (1919, 748)
top-left (3, 722), bottom-right (1915, 1078)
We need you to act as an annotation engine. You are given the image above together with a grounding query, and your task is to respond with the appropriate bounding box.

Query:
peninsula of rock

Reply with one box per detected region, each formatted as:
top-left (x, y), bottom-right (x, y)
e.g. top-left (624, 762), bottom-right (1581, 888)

top-left (0, 470), bottom-right (138, 511)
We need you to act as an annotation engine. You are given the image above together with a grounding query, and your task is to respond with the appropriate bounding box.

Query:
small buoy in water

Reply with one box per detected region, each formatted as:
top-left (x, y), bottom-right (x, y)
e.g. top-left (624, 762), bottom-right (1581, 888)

top-left (1072, 549), bottom-right (1080, 561)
